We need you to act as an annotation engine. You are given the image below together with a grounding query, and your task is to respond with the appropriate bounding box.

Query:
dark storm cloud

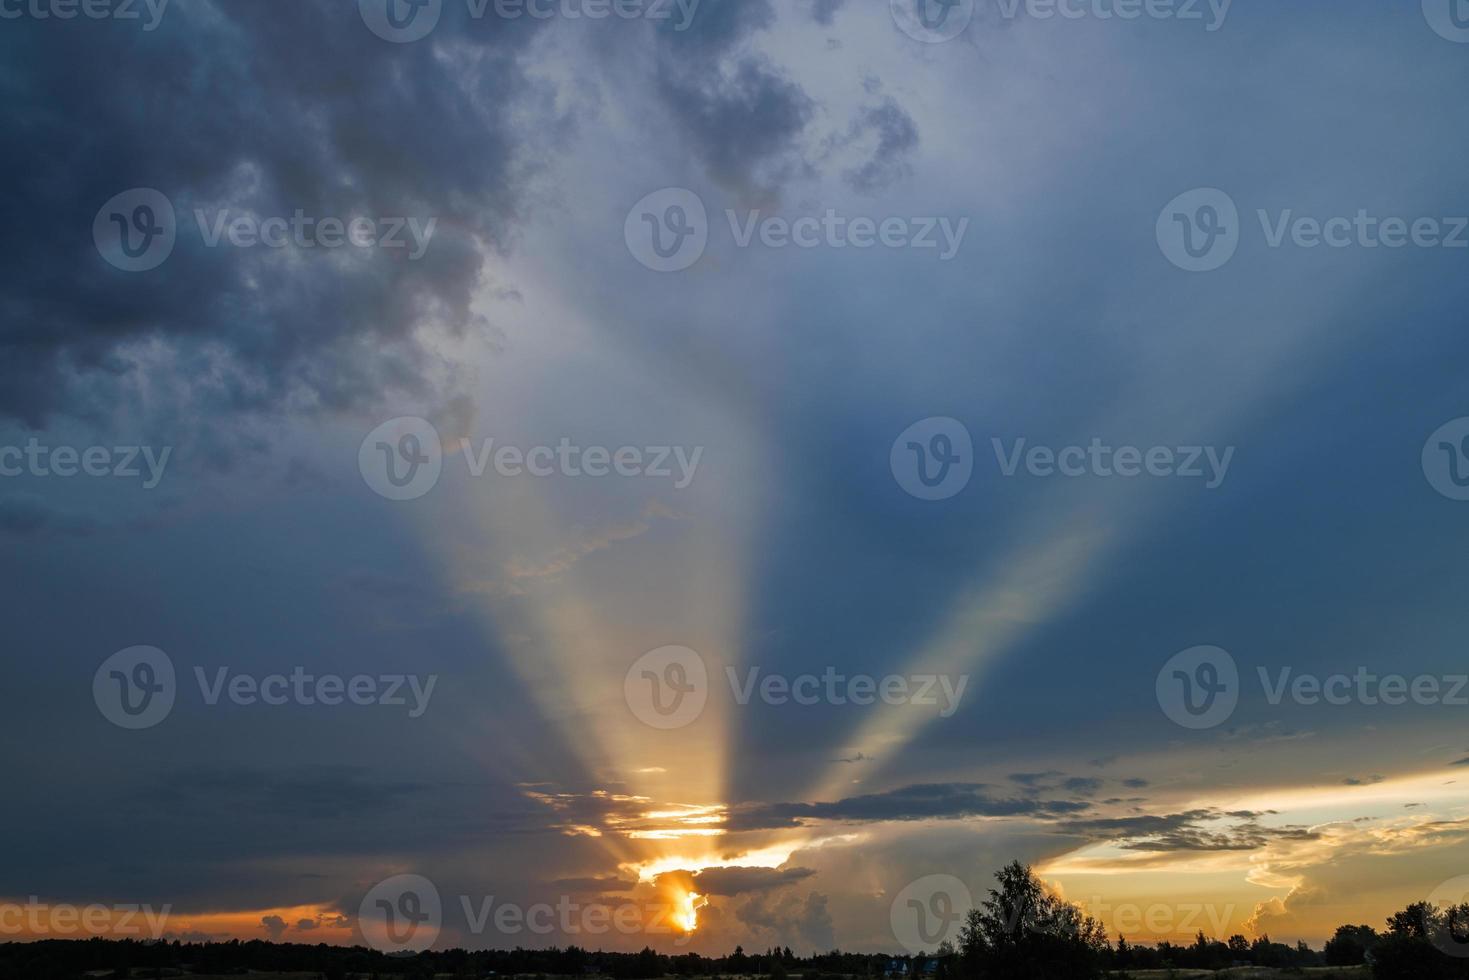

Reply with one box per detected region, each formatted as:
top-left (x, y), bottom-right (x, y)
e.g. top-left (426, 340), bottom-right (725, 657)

top-left (726, 782), bottom-right (1091, 830)
top-left (696, 866), bottom-right (817, 896)
top-left (0, 0), bottom-right (540, 427)
top-left (1, 0), bottom-right (836, 432)
top-left (839, 98), bottom-right (919, 195)
top-left (147, 765), bottom-right (429, 821)
top-left (810, 0), bottom-right (845, 25)
top-left (658, 866), bottom-right (818, 897)
top-left (1056, 810), bottom-right (1319, 853)
top-left (734, 889), bottom-right (834, 950)
top-left (651, 0), bottom-right (815, 193)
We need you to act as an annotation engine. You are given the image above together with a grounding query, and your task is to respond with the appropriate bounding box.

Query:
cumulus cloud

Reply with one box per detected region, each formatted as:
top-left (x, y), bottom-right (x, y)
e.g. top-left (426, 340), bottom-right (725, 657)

top-left (654, 866), bottom-right (818, 900)
top-left (809, 0), bottom-right (845, 25)
top-left (734, 890), bottom-right (834, 950)
top-left (648, 1), bottom-right (814, 194)
top-left (837, 98), bottom-right (919, 195)
top-left (261, 915), bottom-right (288, 941)
top-left (0, 0), bottom-right (542, 429)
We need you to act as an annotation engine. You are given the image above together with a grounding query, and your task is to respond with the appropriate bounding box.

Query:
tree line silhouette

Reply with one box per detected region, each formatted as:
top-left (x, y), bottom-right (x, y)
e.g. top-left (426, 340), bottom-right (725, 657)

top-left (6, 862), bottom-right (1469, 979)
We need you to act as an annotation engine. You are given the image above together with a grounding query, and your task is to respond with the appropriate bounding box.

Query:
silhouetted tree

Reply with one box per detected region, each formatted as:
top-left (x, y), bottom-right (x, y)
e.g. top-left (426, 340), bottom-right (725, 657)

top-left (1324, 923), bottom-right (1378, 965)
top-left (954, 861), bottom-right (1105, 980)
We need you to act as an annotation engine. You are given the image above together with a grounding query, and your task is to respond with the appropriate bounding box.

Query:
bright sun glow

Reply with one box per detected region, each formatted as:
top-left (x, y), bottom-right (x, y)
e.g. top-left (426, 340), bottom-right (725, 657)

top-left (630, 839), bottom-right (807, 882)
top-left (672, 890), bottom-right (706, 933)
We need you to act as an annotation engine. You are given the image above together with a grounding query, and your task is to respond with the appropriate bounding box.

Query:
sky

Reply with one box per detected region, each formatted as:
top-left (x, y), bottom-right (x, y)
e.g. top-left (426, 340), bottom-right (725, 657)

top-left (4, 0), bottom-right (1469, 958)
